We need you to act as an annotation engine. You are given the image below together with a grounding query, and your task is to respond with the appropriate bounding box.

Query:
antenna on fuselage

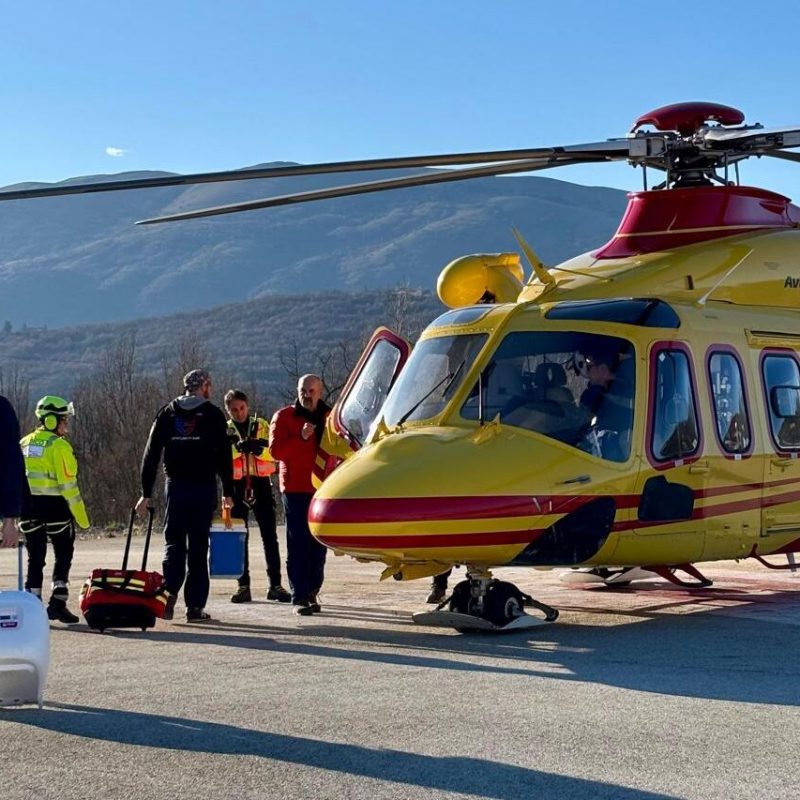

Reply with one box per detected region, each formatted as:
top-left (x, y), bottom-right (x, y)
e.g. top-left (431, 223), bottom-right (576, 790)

top-left (512, 228), bottom-right (555, 288)
top-left (512, 228), bottom-right (609, 284)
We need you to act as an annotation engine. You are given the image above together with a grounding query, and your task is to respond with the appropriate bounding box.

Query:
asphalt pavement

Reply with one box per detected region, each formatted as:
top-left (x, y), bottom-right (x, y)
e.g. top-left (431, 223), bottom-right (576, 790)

top-left (2, 530), bottom-right (800, 800)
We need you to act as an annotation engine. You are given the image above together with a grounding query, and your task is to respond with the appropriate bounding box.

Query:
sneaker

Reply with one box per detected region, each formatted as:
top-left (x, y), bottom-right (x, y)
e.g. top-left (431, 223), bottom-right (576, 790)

top-left (293, 602), bottom-right (313, 617)
top-left (162, 593), bottom-right (177, 620)
top-left (267, 585), bottom-right (291, 603)
top-left (308, 593), bottom-right (321, 613)
top-left (230, 586), bottom-right (252, 604)
top-left (426, 585), bottom-right (447, 605)
top-left (47, 604), bottom-right (80, 624)
top-left (186, 608), bottom-right (213, 623)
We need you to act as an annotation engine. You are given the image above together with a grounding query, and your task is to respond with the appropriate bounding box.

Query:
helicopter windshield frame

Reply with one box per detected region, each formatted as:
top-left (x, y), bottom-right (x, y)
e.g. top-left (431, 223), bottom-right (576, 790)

top-left (380, 332), bottom-right (489, 428)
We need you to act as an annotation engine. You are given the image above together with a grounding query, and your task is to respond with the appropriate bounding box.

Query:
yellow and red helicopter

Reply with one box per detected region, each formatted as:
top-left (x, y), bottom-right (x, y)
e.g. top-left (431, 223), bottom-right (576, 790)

top-left (5, 101), bottom-right (800, 632)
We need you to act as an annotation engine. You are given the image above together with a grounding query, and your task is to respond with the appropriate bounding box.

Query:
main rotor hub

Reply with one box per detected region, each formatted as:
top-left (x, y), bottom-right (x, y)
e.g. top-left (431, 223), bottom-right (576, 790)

top-left (631, 102), bottom-right (745, 136)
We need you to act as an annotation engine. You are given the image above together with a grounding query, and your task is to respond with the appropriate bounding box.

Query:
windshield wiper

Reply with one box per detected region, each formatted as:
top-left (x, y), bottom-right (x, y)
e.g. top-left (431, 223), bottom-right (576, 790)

top-left (395, 360), bottom-right (466, 427)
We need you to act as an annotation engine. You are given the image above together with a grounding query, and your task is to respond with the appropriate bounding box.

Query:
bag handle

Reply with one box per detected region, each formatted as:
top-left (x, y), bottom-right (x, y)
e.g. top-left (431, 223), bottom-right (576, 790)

top-left (123, 506), bottom-right (156, 571)
top-left (222, 506), bottom-right (233, 530)
top-left (122, 508), bottom-right (136, 571)
top-left (141, 507), bottom-right (155, 571)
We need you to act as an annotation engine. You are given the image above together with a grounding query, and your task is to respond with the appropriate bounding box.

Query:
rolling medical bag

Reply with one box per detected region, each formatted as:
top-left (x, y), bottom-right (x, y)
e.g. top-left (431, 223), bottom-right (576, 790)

top-left (79, 507), bottom-right (168, 632)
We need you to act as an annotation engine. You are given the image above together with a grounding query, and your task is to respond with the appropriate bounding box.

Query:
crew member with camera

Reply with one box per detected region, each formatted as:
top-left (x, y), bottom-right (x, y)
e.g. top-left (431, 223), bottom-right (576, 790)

top-left (224, 389), bottom-right (290, 603)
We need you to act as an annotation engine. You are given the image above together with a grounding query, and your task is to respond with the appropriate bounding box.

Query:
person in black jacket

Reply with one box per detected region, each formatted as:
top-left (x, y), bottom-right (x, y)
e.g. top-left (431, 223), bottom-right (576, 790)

top-left (136, 369), bottom-right (233, 623)
top-left (0, 394), bottom-right (24, 548)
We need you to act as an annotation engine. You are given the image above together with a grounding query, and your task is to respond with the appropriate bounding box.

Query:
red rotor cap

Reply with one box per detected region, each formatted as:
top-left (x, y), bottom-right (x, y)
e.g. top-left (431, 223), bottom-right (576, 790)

top-left (631, 102), bottom-right (745, 135)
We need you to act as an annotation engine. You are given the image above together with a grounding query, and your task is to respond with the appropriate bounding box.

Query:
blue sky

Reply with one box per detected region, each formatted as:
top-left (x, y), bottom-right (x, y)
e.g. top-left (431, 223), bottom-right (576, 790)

top-left (2, 1), bottom-right (800, 200)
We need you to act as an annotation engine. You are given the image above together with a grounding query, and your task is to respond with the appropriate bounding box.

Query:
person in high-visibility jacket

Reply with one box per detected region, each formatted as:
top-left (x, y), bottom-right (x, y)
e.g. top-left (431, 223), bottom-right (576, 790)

top-left (19, 395), bottom-right (90, 624)
top-left (224, 389), bottom-right (290, 604)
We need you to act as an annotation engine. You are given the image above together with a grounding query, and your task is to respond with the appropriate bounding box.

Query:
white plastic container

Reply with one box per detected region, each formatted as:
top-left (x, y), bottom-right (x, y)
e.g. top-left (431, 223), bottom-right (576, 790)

top-left (0, 545), bottom-right (50, 708)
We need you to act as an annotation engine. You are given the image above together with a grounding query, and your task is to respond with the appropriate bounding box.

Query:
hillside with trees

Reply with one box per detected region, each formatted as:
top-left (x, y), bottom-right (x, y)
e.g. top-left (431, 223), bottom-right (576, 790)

top-left (0, 287), bottom-right (442, 524)
top-left (0, 166), bottom-right (626, 328)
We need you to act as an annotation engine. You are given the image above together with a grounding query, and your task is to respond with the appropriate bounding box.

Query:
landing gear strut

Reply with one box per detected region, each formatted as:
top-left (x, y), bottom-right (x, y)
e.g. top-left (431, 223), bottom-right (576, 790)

top-left (412, 568), bottom-right (558, 632)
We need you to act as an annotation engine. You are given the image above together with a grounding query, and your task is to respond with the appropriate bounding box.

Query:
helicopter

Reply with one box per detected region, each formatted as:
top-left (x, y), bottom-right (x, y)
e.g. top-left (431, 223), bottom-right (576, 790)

top-left (4, 101), bottom-right (800, 633)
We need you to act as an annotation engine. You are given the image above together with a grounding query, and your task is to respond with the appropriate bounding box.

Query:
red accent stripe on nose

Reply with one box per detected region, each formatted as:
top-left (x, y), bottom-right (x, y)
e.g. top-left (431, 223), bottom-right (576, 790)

top-left (309, 494), bottom-right (625, 525)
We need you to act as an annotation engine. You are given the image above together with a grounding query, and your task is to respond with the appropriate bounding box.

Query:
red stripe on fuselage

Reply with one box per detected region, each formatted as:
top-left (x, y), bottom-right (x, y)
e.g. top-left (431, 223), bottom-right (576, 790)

top-left (317, 528), bottom-right (545, 550)
top-left (309, 494), bottom-right (637, 525)
top-left (309, 477), bottom-right (789, 527)
top-left (311, 480), bottom-right (800, 553)
top-left (317, 492), bottom-right (798, 552)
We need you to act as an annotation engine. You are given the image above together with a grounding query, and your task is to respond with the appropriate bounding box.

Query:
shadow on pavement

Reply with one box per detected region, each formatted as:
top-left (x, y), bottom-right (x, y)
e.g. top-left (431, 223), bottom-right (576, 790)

top-left (77, 594), bottom-right (800, 707)
top-left (6, 702), bottom-right (678, 800)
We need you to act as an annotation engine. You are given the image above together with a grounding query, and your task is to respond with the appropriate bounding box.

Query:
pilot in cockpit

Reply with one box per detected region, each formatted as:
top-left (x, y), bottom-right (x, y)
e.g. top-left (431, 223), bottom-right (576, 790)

top-left (578, 346), bottom-right (634, 461)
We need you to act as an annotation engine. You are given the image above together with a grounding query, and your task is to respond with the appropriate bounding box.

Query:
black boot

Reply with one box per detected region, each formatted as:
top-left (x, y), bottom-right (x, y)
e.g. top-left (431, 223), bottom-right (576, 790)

top-left (230, 585), bottom-right (252, 604)
top-left (47, 596), bottom-right (79, 624)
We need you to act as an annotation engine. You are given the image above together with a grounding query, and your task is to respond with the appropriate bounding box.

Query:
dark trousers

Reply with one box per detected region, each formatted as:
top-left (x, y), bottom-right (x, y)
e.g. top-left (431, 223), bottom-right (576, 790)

top-left (232, 479), bottom-right (281, 588)
top-left (163, 479), bottom-right (217, 609)
top-left (21, 519), bottom-right (74, 594)
top-left (282, 492), bottom-right (326, 603)
top-left (433, 568), bottom-right (452, 590)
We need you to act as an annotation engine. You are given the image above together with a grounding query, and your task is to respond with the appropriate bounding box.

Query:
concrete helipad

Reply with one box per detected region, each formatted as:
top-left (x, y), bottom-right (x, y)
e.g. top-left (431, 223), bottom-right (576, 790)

top-left (2, 530), bottom-right (800, 800)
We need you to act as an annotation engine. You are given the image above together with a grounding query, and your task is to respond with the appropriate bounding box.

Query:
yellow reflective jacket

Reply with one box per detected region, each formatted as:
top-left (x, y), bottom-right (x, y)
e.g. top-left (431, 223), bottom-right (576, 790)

top-left (227, 417), bottom-right (276, 481)
top-left (20, 429), bottom-right (90, 529)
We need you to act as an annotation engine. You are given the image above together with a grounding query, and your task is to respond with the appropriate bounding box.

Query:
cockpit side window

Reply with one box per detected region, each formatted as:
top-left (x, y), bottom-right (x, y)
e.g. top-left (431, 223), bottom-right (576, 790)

top-left (762, 353), bottom-right (800, 451)
top-left (707, 351), bottom-right (751, 455)
top-left (338, 338), bottom-right (403, 446)
top-left (650, 347), bottom-right (701, 462)
top-left (461, 331), bottom-right (635, 462)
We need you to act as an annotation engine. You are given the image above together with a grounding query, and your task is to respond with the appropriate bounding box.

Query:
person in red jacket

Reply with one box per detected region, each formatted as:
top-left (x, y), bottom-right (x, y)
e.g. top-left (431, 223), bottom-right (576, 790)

top-left (269, 374), bottom-right (330, 616)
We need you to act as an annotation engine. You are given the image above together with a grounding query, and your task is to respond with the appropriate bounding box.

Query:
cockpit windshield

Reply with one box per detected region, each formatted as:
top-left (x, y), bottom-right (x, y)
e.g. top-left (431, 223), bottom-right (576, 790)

top-left (381, 333), bottom-right (488, 427)
top-left (461, 331), bottom-right (635, 462)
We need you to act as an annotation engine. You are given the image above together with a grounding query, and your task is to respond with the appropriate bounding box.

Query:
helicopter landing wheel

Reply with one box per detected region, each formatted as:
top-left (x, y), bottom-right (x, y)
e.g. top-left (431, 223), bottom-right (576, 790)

top-left (408, 574), bottom-right (559, 631)
top-left (448, 579), bottom-right (478, 615)
top-left (483, 580), bottom-right (526, 626)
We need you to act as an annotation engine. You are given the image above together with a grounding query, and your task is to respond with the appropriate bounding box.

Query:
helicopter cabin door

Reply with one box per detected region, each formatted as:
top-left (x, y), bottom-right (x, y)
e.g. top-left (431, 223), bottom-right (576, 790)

top-left (634, 342), bottom-right (708, 563)
top-left (313, 327), bottom-right (410, 487)
top-left (760, 349), bottom-right (800, 543)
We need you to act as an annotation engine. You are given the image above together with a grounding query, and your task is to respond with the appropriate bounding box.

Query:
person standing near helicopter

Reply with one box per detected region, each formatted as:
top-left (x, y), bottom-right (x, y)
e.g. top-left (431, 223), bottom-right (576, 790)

top-left (224, 389), bottom-right (290, 604)
top-left (269, 374), bottom-right (331, 616)
top-left (0, 394), bottom-right (24, 549)
top-left (19, 396), bottom-right (90, 623)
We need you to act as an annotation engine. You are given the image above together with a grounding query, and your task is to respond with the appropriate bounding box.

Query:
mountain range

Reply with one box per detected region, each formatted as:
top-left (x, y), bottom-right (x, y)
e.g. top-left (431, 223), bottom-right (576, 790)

top-left (0, 165), bottom-right (628, 329)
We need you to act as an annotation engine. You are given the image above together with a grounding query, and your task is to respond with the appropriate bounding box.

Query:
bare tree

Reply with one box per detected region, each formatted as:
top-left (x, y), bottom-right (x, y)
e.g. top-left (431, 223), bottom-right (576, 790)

top-left (159, 331), bottom-right (216, 396)
top-left (278, 336), bottom-right (365, 407)
top-left (385, 284), bottom-right (427, 341)
top-left (0, 363), bottom-right (32, 429)
top-left (72, 333), bottom-right (165, 527)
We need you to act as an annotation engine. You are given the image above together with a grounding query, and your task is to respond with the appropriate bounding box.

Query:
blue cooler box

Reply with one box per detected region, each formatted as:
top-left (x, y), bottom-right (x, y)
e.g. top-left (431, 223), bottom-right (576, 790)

top-left (209, 518), bottom-right (246, 578)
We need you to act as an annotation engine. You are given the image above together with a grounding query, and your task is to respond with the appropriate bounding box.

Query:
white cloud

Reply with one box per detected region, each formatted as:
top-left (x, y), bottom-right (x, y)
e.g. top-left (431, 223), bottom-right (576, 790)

top-left (105, 147), bottom-right (126, 157)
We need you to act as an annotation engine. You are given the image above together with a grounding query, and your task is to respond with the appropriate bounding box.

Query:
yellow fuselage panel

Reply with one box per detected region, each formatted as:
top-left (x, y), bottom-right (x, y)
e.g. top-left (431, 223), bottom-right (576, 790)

top-left (315, 253), bottom-right (800, 573)
top-left (518, 228), bottom-right (800, 310)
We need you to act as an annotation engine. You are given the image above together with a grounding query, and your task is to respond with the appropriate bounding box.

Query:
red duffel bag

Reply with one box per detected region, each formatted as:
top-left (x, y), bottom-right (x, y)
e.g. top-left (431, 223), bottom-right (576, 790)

top-left (79, 507), bottom-right (168, 632)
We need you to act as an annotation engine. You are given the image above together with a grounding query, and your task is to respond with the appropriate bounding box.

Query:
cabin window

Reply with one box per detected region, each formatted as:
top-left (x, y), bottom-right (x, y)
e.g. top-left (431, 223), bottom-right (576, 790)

top-left (708, 352), bottom-right (751, 454)
top-left (338, 338), bottom-right (404, 446)
top-left (381, 333), bottom-right (488, 426)
top-left (762, 354), bottom-right (800, 451)
top-left (651, 348), bottom-right (700, 462)
top-left (461, 331), bottom-right (635, 462)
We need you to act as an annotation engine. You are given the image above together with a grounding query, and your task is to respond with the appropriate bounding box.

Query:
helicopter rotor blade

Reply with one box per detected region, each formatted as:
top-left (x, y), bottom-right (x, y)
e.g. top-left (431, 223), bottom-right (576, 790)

top-left (136, 154), bottom-right (618, 225)
top-left (701, 124), bottom-right (800, 151)
top-left (0, 141), bottom-right (630, 203)
top-left (761, 150), bottom-right (800, 164)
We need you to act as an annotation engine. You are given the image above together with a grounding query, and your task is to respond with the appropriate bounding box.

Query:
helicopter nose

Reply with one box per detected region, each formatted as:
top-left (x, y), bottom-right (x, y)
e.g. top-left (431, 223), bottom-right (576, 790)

top-left (307, 430), bottom-right (560, 564)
